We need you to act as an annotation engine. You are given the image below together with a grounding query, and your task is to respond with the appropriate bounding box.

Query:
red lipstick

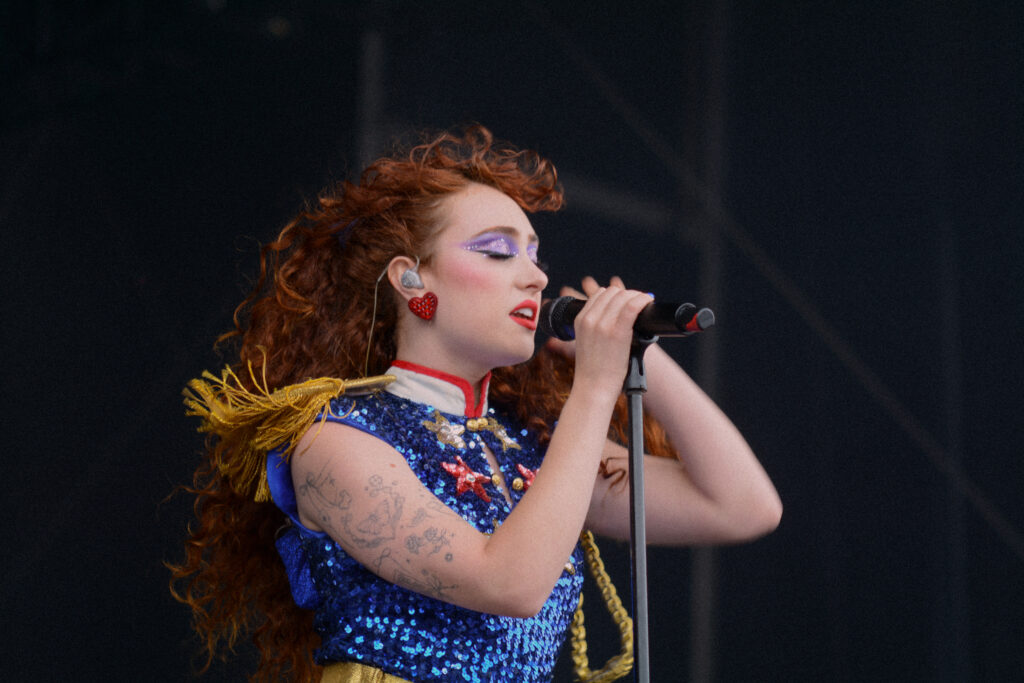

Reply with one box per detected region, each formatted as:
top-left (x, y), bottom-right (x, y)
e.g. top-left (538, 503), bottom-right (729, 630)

top-left (509, 299), bottom-right (539, 331)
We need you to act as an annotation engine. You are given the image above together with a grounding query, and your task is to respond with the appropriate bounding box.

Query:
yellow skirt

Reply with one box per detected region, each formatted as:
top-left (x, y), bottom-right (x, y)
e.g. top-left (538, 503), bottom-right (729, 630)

top-left (321, 661), bottom-right (414, 683)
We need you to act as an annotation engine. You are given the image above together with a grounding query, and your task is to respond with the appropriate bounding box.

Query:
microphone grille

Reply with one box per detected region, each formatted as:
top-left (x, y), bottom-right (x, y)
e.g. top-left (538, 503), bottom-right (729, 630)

top-left (539, 296), bottom-right (576, 341)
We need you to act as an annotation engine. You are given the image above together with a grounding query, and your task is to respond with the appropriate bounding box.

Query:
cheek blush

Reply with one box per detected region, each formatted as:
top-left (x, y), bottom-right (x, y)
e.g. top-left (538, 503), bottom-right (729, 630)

top-left (447, 258), bottom-right (495, 288)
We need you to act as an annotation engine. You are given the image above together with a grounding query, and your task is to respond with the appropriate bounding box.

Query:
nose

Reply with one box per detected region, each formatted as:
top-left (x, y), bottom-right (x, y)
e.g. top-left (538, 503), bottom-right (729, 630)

top-left (520, 256), bottom-right (548, 292)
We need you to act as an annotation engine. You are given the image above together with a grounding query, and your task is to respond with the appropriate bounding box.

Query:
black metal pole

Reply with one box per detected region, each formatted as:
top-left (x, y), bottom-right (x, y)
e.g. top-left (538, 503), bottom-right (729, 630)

top-left (625, 335), bottom-right (656, 683)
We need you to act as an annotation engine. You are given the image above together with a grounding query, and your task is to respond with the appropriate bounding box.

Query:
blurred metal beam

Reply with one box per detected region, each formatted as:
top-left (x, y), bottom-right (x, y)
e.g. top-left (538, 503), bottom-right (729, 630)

top-left (558, 172), bottom-right (676, 235)
top-left (355, 0), bottom-right (388, 170)
top-left (936, 215), bottom-right (968, 682)
top-left (918, 6), bottom-right (969, 680)
top-left (690, 2), bottom-right (730, 681)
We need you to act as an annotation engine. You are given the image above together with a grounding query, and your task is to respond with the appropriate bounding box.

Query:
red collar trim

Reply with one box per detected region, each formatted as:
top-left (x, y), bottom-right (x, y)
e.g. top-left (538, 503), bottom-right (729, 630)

top-left (390, 360), bottom-right (491, 417)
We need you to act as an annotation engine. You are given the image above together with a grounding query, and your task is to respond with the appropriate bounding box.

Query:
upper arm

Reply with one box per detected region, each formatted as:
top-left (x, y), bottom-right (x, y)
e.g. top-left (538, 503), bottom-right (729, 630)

top-left (289, 421), bottom-right (499, 610)
top-left (585, 440), bottom-right (769, 545)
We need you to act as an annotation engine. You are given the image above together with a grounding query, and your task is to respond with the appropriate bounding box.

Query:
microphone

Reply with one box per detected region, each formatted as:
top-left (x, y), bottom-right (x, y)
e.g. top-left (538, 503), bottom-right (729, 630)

top-left (539, 296), bottom-right (716, 341)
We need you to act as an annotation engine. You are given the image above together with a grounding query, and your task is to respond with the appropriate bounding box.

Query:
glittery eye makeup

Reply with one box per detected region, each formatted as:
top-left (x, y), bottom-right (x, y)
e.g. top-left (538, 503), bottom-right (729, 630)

top-left (461, 233), bottom-right (518, 259)
top-left (526, 243), bottom-right (539, 264)
top-left (461, 231), bottom-right (542, 269)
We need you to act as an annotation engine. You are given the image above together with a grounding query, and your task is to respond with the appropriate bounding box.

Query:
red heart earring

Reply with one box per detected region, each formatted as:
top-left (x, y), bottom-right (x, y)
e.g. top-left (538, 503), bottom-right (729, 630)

top-left (408, 292), bottom-right (438, 320)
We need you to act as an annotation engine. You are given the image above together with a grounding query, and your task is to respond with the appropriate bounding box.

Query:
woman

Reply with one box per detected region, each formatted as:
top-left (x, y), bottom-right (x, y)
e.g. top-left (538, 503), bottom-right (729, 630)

top-left (171, 126), bottom-right (781, 682)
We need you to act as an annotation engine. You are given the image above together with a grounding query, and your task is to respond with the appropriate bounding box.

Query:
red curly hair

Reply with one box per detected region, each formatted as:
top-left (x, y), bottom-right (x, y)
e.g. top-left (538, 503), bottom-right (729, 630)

top-left (168, 125), bottom-right (674, 682)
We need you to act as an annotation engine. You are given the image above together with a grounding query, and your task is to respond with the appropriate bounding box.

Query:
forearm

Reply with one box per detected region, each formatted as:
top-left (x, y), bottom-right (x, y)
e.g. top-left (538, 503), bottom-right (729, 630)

top-left (482, 387), bottom-right (616, 612)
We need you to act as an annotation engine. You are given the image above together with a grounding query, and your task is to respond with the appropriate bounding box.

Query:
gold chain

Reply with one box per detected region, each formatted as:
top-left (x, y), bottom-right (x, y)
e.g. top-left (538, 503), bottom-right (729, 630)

top-left (569, 531), bottom-right (634, 682)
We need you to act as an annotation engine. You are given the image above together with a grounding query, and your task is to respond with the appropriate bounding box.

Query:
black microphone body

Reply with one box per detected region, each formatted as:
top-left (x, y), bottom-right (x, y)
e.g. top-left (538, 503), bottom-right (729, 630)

top-left (539, 296), bottom-right (715, 341)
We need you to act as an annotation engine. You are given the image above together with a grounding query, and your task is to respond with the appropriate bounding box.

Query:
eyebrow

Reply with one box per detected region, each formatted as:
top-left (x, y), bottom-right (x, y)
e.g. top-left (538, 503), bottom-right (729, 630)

top-left (468, 226), bottom-right (539, 244)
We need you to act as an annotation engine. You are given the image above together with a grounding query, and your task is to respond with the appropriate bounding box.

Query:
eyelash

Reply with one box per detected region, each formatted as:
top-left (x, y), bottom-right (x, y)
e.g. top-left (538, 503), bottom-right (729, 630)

top-left (481, 252), bottom-right (547, 272)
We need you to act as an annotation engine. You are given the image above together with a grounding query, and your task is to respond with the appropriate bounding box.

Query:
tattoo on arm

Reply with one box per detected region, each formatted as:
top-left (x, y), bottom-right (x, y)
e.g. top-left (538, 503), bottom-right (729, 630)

top-left (405, 526), bottom-right (454, 560)
top-left (297, 470), bottom-right (405, 549)
top-left (297, 466), bottom-right (461, 595)
top-left (409, 507), bottom-right (429, 527)
top-left (374, 548), bottom-right (458, 600)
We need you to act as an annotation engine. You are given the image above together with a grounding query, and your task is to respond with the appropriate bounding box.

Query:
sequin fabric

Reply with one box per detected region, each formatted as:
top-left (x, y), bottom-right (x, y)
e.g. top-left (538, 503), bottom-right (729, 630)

top-left (270, 390), bottom-right (584, 682)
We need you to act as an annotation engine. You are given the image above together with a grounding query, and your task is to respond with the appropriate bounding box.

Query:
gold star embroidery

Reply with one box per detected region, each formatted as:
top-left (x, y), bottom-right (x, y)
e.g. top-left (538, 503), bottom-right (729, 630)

top-left (422, 410), bottom-right (466, 449)
top-left (466, 417), bottom-right (522, 453)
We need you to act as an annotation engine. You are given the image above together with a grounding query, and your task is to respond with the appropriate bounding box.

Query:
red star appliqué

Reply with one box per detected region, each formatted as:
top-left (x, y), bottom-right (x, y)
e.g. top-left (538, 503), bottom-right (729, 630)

top-left (516, 463), bottom-right (537, 491)
top-left (442, 455), bottom-right (491, 502)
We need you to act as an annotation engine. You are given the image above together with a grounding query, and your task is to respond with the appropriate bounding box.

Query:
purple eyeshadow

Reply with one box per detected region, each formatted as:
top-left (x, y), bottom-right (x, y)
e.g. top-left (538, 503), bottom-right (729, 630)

top-left (461, 232), bottom-right (540, 263)
top-left (461, 234), bottom-right (517, 256)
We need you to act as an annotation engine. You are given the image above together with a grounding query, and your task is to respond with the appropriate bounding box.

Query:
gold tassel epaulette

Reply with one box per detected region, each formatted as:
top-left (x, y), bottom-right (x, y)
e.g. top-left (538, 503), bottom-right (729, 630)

top-left (183, 362), bottom-right (395, 502)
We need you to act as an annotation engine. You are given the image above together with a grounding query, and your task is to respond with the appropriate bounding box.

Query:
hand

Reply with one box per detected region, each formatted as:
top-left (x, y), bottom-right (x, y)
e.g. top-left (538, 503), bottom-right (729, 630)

top-left (550, 276), bottom-right (653, 399)
top-left (545, 276), bottom-right (639, 359)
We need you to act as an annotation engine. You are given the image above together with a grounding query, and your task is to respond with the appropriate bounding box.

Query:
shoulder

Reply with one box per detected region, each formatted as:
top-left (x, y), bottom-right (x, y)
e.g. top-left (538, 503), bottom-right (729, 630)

top-left (293, 419), bottom-right (404, 473)
top-left (323, 390), bottom-right (431, 432)
top-left (318, 391), bottom-right (407, 446)
top-left (288, 418), bottom-right (413, 533)
top-left (292, 391), bottom-right (448, 480)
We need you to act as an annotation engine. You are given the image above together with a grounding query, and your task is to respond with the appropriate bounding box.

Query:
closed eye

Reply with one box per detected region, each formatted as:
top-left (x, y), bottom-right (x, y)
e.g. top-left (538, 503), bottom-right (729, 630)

top-left (462, 233), bottom-right (517, 258)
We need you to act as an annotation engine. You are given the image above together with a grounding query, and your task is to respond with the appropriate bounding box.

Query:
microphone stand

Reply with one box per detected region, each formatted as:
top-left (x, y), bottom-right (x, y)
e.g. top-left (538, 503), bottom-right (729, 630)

top-left (624, 305), bottom-right (712, 682)
top-left (625, 333), bottom-right (656, 683)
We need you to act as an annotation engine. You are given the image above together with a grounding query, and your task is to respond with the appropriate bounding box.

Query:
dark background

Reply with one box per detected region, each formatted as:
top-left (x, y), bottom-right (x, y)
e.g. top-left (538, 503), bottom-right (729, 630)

top-left (2, 1), bottom-right (1021, 681)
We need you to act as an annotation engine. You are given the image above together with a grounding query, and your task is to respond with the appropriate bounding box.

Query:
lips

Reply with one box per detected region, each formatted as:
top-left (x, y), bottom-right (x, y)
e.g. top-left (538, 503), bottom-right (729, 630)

top-left (509, 299), bottom-right (539, 331)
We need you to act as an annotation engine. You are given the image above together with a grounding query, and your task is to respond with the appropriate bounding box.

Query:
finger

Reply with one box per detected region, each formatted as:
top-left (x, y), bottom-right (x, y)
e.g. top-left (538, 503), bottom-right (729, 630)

top-left (577, 286), bottom-right (635, 332)
top-left (559, 285), bottom-right (585, 298)
top-left (626, 290), bottom-right (656, 317)
top-left (599, 289), bottom-right (655, 332)
top-left (606, 288), bottom-right (650, 325)
top-left (609, 275), bottom-right (626, 289)
top-left (581, 276), bottom-right (600, 296)
top-left (575, 285), bottom-right (612, 321)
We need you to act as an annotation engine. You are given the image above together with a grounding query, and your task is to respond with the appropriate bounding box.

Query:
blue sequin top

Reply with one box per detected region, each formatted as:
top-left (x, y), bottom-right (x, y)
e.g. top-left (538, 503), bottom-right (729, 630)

top-left (267, 363), bottom-right (584, 682)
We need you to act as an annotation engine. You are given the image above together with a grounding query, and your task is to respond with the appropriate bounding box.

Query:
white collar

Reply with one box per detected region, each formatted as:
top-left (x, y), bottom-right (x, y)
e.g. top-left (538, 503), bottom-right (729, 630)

top-left (385, 360), bottom-right (491, 417)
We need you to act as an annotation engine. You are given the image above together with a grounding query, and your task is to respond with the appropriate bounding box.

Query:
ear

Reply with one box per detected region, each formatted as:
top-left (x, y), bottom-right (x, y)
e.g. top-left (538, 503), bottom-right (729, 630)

top-left (386, 255), bottom-right (426, 302)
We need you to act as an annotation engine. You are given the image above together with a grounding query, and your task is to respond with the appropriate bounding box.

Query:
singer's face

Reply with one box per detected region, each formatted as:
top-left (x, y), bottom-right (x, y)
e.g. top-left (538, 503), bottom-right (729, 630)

top-left (418, 182), bottom-right (548, 375)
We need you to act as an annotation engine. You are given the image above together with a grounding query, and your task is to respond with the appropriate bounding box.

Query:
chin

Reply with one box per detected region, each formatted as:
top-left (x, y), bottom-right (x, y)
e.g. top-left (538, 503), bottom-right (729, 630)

top-left (491, 342), bottom-right (536, 369)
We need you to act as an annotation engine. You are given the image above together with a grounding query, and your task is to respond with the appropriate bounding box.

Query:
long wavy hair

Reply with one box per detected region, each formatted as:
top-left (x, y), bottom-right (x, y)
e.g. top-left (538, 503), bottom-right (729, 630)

top-left (168, 125), bottom-right (674, 682)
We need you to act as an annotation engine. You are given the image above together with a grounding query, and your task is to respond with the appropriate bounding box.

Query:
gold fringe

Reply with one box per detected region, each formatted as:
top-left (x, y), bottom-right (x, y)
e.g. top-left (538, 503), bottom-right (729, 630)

top-left (570, 531), bottom-right (634, 683)
top-left (183, 359), bottom-right (394, 502)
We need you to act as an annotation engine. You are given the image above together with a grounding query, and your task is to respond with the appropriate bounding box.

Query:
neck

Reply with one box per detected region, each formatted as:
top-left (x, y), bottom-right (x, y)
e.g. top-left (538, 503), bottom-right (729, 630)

top-left (387, 359), bottom-right (492, 417)
top-left (392, 325), bottom-right (494, 403)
